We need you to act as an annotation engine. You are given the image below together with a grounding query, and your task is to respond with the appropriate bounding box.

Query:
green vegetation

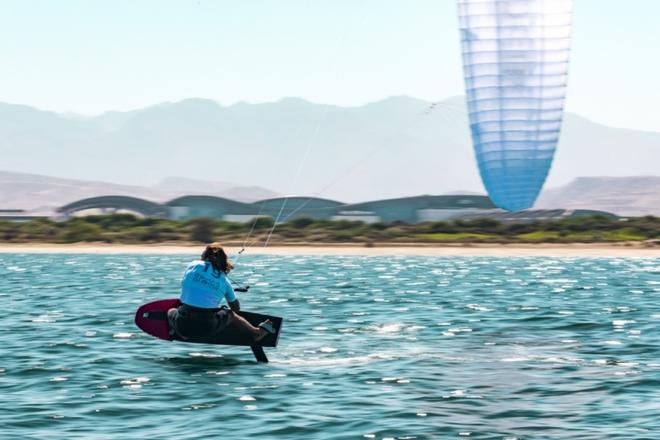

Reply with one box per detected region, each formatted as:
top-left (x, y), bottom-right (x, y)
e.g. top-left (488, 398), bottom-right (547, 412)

top-left (0, 214), bottom-right (658, 244)
top-left (415, 233), bottom-right (497, 242)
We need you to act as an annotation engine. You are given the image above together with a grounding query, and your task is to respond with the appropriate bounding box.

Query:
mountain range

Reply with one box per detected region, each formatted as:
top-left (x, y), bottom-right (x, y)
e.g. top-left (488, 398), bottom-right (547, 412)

top-left (0, 171), bottom-right (277, 212)
top-left (1, 170), bottom-right (658, 217)
top-left (535, 176), bottom-right (660, 216)
top-left (0, 96), bottom-right (658, 211)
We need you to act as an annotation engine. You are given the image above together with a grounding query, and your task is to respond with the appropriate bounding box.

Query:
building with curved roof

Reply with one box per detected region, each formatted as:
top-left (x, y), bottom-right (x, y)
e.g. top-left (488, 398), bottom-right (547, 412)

top-left (166, 195), bottom-right (258, 220)
top-left (43, 193), bottom-right (613, 224)
top-left (254, 196), bottom-right (343, 210)
top-left (57, 196), bottom-right (169, 218)
top-left (249, 196), bottom-right (344, 222)
top-left (335, 195), bottom-right (497, 223)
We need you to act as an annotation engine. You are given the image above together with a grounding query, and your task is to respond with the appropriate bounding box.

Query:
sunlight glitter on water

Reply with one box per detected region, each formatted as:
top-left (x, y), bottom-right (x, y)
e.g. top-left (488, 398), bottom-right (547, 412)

top-left (1, 254), bottom-right (659, 439)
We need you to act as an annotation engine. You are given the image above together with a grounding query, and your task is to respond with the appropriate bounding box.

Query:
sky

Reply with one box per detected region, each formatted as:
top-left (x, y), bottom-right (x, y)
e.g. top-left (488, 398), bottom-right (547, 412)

top-left (1, 0), bottom-right (659, 132)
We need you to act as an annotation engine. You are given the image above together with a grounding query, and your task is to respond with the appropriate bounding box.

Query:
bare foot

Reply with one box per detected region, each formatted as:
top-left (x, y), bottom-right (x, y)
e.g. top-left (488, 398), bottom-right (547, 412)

top-left (253, 319), bottom-right (273, 341)
top-left (253, 329), bottom-right (267, 341)
top-left (167, 308), bottom-right (177, 337)
top-left (167, 308), bottom-right (189, 340)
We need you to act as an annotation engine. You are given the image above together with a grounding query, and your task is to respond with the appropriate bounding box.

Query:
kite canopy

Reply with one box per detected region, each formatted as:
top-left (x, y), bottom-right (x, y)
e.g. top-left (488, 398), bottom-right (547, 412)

top-left (458, 0), bottom-right (572, 211)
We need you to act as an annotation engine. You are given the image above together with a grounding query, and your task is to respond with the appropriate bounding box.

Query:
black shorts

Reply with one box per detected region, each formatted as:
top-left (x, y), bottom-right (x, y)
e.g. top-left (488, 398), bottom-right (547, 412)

top-left (171, 304), bottom-right (231, 339)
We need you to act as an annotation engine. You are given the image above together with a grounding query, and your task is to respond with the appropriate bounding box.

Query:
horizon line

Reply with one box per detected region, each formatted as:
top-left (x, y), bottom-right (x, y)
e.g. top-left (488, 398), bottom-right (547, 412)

top-left (1, 95), bottom-right (655, 134)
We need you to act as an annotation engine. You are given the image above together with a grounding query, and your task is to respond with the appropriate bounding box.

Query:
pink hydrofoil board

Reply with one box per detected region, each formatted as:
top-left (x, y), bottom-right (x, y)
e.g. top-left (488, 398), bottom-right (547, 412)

top-left (134, 298), bottom-right (283, 362)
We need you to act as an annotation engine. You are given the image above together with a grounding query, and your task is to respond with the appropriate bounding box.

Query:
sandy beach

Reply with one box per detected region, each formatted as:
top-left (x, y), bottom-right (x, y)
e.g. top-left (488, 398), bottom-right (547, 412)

top-left (0, 242), bottom-right (657, 257)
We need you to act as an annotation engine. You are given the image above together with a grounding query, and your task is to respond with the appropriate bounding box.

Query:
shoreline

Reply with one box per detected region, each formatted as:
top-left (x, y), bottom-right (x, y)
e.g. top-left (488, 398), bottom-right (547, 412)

top-left (0, 242), bottom-right (658, 257)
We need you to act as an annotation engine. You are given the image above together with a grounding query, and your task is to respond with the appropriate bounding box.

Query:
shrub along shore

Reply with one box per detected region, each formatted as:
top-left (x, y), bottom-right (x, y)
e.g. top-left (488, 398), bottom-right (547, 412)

top-left (1, 214), bottom-right (659, 245)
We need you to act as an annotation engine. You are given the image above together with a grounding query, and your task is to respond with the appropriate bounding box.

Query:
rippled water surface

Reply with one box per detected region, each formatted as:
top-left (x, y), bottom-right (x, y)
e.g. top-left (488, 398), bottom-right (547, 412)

top-left (2, 254), bottom-right (659, 439)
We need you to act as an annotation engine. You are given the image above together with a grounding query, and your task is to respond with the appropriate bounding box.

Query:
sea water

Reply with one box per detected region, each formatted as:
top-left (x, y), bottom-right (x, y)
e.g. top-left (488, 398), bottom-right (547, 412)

top-left (1, 254), bottom-right (659, 439)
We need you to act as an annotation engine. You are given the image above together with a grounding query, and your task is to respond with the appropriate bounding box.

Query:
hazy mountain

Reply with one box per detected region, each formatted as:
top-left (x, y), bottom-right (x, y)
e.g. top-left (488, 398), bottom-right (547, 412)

top-left (152, 177), bottom-right (277, 202)
top-left (0, 171), bottom-right (278, 211)
top-left (1, 169), bottom-right (657, 216)
top-left (153, 177), bottom-right (235, 195)
top-left (0, 96), bottom-right (658, 203)
top-left (536, 176), bottom-right (660, 216)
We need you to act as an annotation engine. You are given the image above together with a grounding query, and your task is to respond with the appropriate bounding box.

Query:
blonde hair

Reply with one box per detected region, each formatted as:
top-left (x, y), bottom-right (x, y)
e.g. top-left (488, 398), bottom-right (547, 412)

top-left (201, 242), bottom-right (234, 274)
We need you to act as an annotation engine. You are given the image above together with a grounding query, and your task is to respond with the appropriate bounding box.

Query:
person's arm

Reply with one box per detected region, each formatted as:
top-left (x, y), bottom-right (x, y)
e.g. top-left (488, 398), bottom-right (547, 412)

top-left (228, 298), bottom-right (240, 313)
top-left (224, 276), bottom-right (239, 312)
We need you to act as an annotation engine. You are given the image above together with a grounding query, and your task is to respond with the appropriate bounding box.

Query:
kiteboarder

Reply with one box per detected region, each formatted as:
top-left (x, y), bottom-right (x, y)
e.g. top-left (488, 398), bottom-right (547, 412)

top-left (167, 242), bottom-right (275, 341)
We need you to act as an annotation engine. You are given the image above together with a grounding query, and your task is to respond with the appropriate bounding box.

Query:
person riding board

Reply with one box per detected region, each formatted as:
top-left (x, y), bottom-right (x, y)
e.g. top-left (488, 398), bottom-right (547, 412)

top-left (167, 243), bottom-right (274, 341)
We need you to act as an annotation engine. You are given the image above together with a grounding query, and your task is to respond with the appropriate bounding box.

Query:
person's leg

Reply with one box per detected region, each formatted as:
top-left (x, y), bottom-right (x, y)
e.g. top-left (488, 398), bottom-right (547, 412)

top-left (167, 308), bottom-right (178, 336)
top-left (227, 310), bottom-right (272, 341)
top-left (167, 307), bottom-right (189, 339)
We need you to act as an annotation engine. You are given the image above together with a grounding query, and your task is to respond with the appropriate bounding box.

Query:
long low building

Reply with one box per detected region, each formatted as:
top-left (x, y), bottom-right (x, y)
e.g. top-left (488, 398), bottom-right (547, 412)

top-left (45, 194), bottom-right (616, 224)
top-left (54, 194), bottom-right (500, 223)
